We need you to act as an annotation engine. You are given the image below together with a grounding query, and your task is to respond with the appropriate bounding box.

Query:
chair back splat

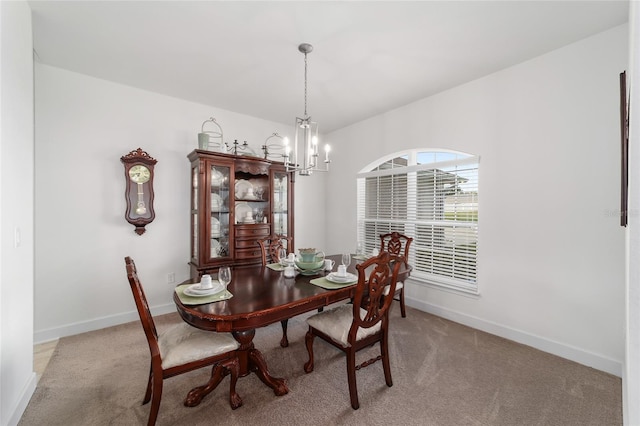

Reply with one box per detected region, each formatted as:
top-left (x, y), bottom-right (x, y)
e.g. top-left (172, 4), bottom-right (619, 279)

top-left (379, 232), bottom-right (413, 317)
top-left (257, 234), bottom-right (292, 266)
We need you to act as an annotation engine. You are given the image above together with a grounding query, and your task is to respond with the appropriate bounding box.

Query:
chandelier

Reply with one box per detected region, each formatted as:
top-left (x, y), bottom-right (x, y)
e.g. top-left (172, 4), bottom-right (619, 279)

top-left (285, 43), bottom-right (330, 175)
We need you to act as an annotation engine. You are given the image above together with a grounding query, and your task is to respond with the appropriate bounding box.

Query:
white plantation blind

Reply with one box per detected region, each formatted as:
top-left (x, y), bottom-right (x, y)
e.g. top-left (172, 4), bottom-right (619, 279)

top-left (357, 151), bottom-right (479, 293)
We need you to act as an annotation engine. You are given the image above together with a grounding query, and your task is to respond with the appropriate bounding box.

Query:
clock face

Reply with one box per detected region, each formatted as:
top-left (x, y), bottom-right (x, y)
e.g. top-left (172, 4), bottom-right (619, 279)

top-left (128, 165), bottom-right (151, 184)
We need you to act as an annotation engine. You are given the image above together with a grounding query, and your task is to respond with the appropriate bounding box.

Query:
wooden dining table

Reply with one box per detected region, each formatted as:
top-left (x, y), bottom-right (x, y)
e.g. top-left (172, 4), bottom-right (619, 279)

top-left (173, 254), bottom-right (411, 406)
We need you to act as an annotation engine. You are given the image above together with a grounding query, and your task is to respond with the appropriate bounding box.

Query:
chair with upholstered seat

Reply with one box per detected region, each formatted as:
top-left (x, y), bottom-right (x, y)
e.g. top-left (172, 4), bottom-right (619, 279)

top-left (303, 251), bottom-right (402, 409)
top-left (379, 231), bottom-right (413, 317)
top-left (257, 235), bottom-right (293, 347)
top-left (125, 256), bottom-right (242, 426)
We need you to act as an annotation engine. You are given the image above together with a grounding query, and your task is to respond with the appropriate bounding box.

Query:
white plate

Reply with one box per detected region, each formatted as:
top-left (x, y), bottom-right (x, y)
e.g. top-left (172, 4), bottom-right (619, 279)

top-left (211, 168), bottom-right (224, 186)
top-left (211, 193), bottom-right (223, 212)
top-left (211, 239), bottom-right (220, 257)
top-left (235, 202), bottom-right (252, 223)
top-left (326, 272), bottom-right (358, 284)
top-left (211, 217), bottom-right (220, 237)
top-left (235, 179), bottom-right (253, 199)
top-left (184, 283), bottom-right (224, 297)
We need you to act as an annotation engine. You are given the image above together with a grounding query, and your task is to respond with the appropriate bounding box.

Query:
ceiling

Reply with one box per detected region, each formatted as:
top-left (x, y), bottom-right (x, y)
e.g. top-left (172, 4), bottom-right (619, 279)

top-left (28, 1), bottom-right (629, 133)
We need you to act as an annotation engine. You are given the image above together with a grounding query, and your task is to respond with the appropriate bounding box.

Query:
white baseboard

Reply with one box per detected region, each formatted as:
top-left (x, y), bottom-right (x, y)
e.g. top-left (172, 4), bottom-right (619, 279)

top-left (33, 303), bottom-right (176, 345)
top-left (406, 297), bottom-right (622, 377)
top-left (8, 372), bottom-right (37, 426)
top-left (33, 298), bottom-right (622, 378)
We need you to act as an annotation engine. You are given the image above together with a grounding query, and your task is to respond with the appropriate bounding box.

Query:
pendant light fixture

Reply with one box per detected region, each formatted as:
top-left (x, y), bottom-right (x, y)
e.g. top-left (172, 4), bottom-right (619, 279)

top-left (285, 43), bottom-right (330, 175)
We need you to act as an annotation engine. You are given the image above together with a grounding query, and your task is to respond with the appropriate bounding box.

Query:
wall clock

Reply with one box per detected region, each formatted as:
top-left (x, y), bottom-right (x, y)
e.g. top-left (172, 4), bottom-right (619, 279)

top-left (120, 148), bottom-right (157, 235)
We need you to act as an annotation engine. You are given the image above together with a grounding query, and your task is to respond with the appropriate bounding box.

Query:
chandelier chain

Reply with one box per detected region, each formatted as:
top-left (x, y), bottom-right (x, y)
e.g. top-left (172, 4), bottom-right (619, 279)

top-left (304, 52), bottom-right (308, 118)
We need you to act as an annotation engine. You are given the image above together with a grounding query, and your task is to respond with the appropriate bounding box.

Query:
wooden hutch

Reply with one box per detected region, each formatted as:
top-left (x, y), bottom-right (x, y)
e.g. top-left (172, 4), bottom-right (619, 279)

top-left (188, 149), bottom-right (294, 279)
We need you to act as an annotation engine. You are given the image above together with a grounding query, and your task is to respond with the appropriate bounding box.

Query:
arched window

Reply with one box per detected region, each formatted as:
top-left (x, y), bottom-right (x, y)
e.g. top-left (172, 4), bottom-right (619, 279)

top-left (357, 149), bottom-right (479, 293)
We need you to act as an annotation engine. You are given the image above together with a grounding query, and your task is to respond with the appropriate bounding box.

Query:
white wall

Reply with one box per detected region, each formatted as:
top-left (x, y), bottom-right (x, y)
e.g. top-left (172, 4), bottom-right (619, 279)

top-left (325, 25), bottom-right (628, 376)
top-left (33, 64), bottom-right (325, 342)
top-left (0, 1), bottom-right (36, 425)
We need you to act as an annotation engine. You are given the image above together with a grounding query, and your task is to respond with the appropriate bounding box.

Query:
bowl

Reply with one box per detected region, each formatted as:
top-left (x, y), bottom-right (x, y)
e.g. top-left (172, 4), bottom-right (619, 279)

top-left (294, 258), bottom-right (324, 271)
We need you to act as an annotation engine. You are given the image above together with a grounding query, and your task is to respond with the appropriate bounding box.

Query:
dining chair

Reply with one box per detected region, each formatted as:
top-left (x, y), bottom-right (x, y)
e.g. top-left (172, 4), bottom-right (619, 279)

top-left (303, 251), bottom-right (403, 409)
top-left (257, 234), bottom-right (293, 347)
top-left (124, 256), bottom-right (242, 426)
top-left (257, 234), bottom-right (292, 266)
top-left (379, 231), bottom-right (413, 317)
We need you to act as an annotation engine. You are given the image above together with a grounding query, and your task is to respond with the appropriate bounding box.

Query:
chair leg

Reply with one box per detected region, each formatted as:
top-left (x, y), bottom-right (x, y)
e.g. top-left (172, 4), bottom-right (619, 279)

top-left (280, 319), bottom-right (289, 347)
top-left (143, 363), bottom-right (153, 404)
top-left (381, 332), bottom-right (393, 387)
top-left (147, 374), bottom-right (163, 426)
top-left (346, 348), bottom-right (359, 410)
top-left (399, 286), bottom-right (406, 318)
top-left (303, 330), bottom-right (315, 373)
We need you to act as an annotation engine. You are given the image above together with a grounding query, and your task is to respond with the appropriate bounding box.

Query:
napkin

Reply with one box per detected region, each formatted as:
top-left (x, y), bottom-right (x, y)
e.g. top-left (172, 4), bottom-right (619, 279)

top-left (266, 263), bottom-right (284, 271)
top-left (309, 277), bottom-right (356, 290)
top-left (175, 284), bottom-right (233, 305)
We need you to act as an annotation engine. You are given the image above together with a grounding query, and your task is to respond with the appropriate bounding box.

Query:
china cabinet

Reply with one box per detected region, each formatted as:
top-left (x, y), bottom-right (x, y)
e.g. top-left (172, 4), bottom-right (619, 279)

top-left (188, 149), bottom-right (295, 279)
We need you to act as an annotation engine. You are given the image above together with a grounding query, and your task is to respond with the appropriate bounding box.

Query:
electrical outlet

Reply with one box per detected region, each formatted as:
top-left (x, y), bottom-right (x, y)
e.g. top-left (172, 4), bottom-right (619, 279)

top-left (167, 272), bottom-right (176, 284)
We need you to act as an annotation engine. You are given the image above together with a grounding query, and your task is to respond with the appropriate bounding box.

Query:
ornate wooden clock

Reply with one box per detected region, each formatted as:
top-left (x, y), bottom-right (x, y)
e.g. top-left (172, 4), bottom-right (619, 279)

top-left (120, 148), bottom-right (157, 235)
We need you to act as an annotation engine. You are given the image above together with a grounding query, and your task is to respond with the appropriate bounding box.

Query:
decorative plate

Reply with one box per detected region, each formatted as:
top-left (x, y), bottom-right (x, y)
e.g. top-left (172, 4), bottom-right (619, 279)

top-left (210, 239), bottom-right (220, 257)
top-left (235, 179), bottom-right (253, 199)
top-left (211, 168), bottom-right (224, 186)
top-left (299, 268), bottom-right (324, 276)
top-left (211, 193), bottom-right (223, 212)
top-left (211, 217), bottom-right (220, 237)
top-left (235, 202), bottom-right (252, 223)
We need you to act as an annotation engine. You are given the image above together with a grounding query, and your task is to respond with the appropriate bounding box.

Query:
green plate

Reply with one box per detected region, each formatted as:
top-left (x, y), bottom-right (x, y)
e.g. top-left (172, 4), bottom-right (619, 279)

top-left (298, 268), bottom-right (323, 276)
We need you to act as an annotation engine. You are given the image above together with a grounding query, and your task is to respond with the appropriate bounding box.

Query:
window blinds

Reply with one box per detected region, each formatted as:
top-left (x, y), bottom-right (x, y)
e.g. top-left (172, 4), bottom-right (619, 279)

top-left (357, 154), bottom-right (479, 293)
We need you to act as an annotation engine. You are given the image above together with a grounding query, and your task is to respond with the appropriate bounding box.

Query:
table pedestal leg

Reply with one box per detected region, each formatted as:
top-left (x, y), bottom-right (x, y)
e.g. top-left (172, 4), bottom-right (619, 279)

top-left (234, 329), bottom-right (289, 396)
top-left (184, 358), bottom-right (242, 408)
top-left (184, 329), bottom-right (288, 407)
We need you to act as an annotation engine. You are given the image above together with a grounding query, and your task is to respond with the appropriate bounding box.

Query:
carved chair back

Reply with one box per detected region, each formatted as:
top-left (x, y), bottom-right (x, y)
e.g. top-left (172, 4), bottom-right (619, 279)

top-left (351, 252), bottom-right (402, 342)
top-left (379, 231), bottom-right (413, 260)
top-left (257, 234), bottom-right (292, 266)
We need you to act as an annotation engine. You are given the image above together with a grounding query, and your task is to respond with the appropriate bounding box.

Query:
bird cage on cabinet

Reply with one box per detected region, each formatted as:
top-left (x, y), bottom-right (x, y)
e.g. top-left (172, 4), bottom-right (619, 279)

top-left (197, 117), bottom-right (224, 152)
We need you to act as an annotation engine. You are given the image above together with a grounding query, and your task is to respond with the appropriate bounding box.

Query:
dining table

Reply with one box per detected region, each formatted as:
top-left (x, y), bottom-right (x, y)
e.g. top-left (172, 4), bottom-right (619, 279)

top-left (173, 254), bottom-right (411, 407)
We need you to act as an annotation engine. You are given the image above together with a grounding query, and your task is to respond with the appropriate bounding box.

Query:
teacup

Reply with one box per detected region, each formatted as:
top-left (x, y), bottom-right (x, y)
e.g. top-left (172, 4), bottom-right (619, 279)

top-left (337, 265), bottom-right (347, 277)
top-left (200, 274), bottom-right (213, 289)
top-left (324, 259), bottom-right (335, 271)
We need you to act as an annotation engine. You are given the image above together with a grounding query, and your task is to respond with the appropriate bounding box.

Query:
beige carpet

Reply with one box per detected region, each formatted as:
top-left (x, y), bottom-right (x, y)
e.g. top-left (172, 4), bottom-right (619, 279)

top-left (19, 306), bottom-right (622, 425)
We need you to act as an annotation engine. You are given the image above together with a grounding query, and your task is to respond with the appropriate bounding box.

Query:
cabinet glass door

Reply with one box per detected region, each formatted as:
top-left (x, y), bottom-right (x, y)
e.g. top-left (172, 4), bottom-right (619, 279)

top-left (191, 165), bottom-right (199, 262)
top-left (272, 171), bottom-right (289, 237)
top-left (209, 164), bottom-right (231, 261)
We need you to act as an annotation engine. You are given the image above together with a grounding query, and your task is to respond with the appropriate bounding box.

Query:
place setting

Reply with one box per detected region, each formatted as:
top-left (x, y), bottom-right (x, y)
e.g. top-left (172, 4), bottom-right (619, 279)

top-left (175, 267), bottom-right (233, 305)
top-left (310, 253), bottom-right (358, 290)
top-left (266, 248), bottom-right (293, 272)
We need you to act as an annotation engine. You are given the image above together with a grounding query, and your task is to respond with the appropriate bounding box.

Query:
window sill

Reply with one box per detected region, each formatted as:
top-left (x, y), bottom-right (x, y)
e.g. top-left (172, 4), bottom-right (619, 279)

top-left (407, 276), bottom-right (480, 299)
